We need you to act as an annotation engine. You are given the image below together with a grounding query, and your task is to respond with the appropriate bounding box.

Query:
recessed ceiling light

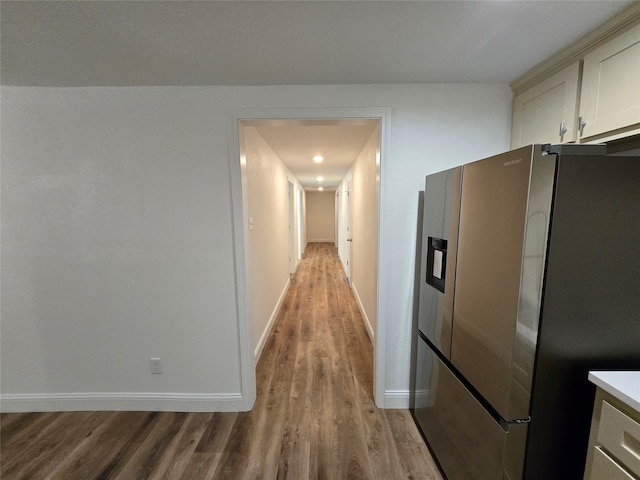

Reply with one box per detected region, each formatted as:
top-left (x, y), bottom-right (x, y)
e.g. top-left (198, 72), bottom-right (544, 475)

top-left (317, 176), bottom-right (324, 182)
top-left (318, 187), bottom-right (324, 191)
top-left (313, 156), bottom-right (323, 163)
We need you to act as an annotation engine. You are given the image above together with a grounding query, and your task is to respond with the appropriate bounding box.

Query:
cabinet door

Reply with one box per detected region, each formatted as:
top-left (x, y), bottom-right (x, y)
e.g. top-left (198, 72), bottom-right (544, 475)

top-left (511, 62), bottom-right (580, 149)
top-left (579, 22), bottom-right (640, 142)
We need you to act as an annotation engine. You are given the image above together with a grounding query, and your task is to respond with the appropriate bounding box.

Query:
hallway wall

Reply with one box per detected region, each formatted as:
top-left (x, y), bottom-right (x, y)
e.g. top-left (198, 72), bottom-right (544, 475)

top-left (305, 191), bottom-right (335, 242)
top-left (347, 125), bottom-right (380, 342)
top-left (242, 126), bottom-right (304, 364)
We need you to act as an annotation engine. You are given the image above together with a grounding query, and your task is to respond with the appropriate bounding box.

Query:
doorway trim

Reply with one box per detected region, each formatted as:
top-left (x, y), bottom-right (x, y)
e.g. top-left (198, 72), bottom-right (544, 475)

top-left (227, 107), bottom-right (391, 410)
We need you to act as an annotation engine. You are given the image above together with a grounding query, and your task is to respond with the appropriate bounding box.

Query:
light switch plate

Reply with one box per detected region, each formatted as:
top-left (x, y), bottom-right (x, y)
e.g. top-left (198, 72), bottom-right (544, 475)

top-left (150, 357), bottom-right (163, 374)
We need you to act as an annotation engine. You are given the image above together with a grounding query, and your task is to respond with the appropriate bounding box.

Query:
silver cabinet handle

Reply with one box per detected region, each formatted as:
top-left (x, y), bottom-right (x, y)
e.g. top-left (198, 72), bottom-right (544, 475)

top-left (559, 121), bottom-right (568, 140)
top-left (578, 116), bottom-right (588, 137)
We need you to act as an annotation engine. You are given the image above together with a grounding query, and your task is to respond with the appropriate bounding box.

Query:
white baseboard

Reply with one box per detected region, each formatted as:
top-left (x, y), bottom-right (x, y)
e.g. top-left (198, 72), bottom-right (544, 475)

top-left (384, 390), bottom-right (411, 409)
top-left (307, 239), bottom-right (335, 243)
top-left (351, 282), bottom-right (374, 343)
top-left (254, 278), bottom-right (290, 365)
top-left (0, 392), bottom-right (245, 413)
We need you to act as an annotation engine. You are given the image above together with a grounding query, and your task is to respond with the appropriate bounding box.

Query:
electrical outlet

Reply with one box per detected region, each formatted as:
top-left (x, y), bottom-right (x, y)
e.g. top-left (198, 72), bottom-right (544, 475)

top-left (150, 357), bottom-right (163, 374)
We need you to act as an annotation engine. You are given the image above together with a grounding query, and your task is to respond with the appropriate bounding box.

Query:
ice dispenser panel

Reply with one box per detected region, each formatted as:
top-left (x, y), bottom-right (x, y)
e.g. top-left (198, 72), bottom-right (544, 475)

top-left (427, 237), bottom-right (447, 293)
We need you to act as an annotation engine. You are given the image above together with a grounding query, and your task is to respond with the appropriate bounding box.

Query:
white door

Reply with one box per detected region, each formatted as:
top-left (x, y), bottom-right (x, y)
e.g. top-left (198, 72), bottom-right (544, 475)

top-left (288, 181), bottom-right (296, 274)
top-left (345, 177), bottom-right (352, 285)
top-left (297, 187), bottom-right (304, 261)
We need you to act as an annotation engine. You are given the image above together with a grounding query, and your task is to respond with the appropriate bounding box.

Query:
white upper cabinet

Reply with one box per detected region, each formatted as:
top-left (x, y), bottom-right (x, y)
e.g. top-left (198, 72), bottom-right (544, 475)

top-left (511, 5), bottom-right (640, 148)
top-left (511, 62), bottom-right (580, 149)
top-left (578, 22), bottom-right (640, 142)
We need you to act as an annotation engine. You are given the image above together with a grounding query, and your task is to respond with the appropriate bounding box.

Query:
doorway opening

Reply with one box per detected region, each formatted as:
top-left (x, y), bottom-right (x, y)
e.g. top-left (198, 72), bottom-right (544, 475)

top-left (228, 108), bottom-right (390, 410)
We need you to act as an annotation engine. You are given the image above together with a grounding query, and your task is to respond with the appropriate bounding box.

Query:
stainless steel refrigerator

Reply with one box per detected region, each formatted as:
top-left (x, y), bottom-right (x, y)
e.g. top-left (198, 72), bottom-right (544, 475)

top-left (410, 144), bottom-right (640, 479)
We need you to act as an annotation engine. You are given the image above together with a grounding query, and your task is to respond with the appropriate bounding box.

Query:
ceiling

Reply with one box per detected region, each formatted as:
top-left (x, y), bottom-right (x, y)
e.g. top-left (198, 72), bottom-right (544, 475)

top-left (1, 1), bottom-right (634, 87)
top-left (249, 119), bottom-right (379, 190)
top-left (1, 0), bottom-right (634, 189)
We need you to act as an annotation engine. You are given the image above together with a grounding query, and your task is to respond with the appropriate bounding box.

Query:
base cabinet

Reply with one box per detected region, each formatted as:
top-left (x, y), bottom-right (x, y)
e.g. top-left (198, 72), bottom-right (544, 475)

top-left (584, 389), bottom-right (640, 480)
top-left (589, 447), bottom-right (635, 480)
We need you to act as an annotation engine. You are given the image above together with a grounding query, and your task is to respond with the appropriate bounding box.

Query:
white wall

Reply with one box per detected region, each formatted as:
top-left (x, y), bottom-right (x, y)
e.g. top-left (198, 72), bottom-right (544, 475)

top-left (347, 126), bottom-right (380, 342)
top-left (305, 191), bottom-right (335, 242)
top-left (242, 126), bottom-right (303, 363)
top-left (1, 87), bottom-right (242, 411)
top-left (1, 84), bottom-right (511, 412)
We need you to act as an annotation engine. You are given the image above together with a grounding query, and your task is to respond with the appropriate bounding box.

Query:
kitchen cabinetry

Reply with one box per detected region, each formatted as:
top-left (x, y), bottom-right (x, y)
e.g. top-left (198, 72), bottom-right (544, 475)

top-left (511, 62), bottom-right (580, 149)
top-left (578, 22), bottom-right (640, 142)
top-left (511, 9), bottom-right (640, 149)
top-left (584, 372), bottom-right (640, 480)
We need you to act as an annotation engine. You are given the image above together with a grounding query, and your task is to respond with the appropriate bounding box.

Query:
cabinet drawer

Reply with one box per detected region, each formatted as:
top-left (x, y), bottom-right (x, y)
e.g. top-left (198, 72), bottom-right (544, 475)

top-left (589, 447), bottom-right (635, 480)
top-left (597, 400), bottom-right (640, 476)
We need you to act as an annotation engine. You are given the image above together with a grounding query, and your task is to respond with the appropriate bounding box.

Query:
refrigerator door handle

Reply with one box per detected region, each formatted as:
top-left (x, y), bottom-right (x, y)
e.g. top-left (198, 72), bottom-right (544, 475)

top-left (501, 416), bottom-right (532, 429)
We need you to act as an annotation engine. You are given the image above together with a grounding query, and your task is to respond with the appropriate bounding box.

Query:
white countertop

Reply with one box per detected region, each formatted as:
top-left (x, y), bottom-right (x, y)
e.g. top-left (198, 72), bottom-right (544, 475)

top-left (588, 371), bottom-right (640, 413)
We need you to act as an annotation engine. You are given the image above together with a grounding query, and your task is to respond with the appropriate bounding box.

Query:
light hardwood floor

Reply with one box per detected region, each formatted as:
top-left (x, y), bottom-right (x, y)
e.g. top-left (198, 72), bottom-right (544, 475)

top-left (1, 243), bottom-right (442, 479)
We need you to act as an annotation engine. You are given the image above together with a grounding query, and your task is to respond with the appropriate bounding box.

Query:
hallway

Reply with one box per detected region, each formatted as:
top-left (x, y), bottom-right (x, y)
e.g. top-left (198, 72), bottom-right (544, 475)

top-left (1, 243), bottom-right (442, 479)
top-left (224, 242), bottom-right (442, 479)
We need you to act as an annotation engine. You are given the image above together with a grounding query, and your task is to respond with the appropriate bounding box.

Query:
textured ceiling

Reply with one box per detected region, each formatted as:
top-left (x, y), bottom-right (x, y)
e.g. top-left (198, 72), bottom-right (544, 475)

top-left (1, 1), bottom-right (634, 87)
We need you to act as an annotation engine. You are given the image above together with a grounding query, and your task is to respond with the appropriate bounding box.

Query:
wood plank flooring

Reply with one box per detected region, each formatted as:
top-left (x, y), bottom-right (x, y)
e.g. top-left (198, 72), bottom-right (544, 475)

top-left (1, 243), bottom-right (442, 480)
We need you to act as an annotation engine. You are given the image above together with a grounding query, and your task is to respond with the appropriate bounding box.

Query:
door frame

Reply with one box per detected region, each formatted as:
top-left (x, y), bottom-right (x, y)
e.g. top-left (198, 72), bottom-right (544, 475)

top-left (227, 107), bottom-right (391, 410)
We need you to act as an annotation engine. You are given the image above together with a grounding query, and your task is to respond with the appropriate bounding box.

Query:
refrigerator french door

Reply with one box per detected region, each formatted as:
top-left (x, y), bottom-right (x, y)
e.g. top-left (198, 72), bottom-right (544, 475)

top-left (452, 146), bottom-right (555, 423)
